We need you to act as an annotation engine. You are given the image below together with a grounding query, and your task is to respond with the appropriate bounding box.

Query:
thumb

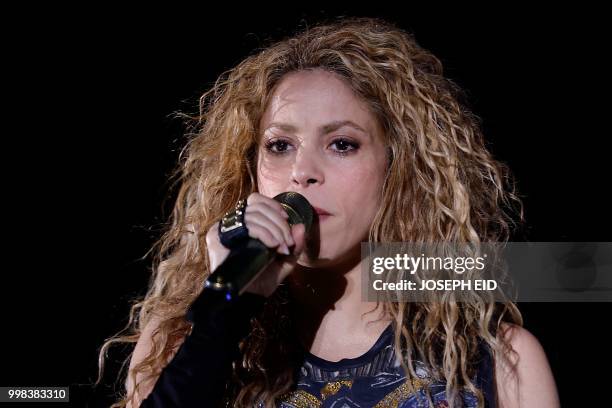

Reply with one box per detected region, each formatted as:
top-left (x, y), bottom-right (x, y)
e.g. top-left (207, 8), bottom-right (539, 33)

top-left (290, 223), bottom-right (306, 256)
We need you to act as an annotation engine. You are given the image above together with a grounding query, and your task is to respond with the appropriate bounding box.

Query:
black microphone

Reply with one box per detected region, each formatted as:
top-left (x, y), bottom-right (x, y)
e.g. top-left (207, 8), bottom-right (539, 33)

top-left (203, 192), bottom-right (314, 300)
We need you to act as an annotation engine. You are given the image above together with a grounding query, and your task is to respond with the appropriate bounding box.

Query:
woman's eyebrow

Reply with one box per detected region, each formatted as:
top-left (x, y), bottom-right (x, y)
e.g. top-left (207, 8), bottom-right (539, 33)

top-left (321, 120), bottom-right (367, 134)
top-left (264, 120), bottom-right (367, 134)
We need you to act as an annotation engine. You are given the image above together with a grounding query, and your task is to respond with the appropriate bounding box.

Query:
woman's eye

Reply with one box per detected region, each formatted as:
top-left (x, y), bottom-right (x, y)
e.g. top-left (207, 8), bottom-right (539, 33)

top-left (263, 138), bottom-right (359, 156)
top-left (330, 138), bottom-right (359, 155)
top-left (264, 139), bottom-right (292, 154)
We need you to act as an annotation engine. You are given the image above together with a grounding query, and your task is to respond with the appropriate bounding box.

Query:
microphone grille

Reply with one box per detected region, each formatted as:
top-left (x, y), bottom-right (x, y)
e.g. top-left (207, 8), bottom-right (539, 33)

top-left (273, 192), bottom-right (314, 233)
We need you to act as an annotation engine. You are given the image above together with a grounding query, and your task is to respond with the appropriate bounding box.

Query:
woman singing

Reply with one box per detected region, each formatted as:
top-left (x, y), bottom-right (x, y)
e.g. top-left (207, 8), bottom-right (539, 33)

top-left (98, 17), bottom-right (559, 407)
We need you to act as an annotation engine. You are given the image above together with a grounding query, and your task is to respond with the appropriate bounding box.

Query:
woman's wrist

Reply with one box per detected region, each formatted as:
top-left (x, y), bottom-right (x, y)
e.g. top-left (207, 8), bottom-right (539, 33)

top-left (186, 289), bottom-right (266, 342)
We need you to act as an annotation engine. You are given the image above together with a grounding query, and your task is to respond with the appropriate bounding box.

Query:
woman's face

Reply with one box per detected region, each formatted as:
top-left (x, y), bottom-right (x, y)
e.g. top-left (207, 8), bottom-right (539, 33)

top-left (256, 69), bottom-right (388, 266)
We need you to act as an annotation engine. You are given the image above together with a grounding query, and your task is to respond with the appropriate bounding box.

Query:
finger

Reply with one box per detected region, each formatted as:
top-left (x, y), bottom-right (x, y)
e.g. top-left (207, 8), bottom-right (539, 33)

top-left (245, 197), bottom-right (293, 245)
top-left (247, 194), bottom-right (290, 226)
top-left (245, 193), bottom-right (295, 253)
top-left (246, 192), bottom-right (286, 213)
top-left (243, 220), bottom-right (281, 249)
top-left (289, 223), bottom-right (306, 255)
top-left (244, 210), bottom-right (286, 248)
top-left (245, 203), bottom-right (294, 246)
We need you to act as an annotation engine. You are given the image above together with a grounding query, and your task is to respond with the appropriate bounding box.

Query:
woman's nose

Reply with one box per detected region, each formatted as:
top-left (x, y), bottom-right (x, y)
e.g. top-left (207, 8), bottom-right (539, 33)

top-left (291, 147), bottom-right (324, 187)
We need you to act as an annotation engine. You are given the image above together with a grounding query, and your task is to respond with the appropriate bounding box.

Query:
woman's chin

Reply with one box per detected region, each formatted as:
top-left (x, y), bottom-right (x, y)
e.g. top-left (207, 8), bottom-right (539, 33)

top-left (296, 254), bottom-right (333, 268)
top-left (295, 245), bottom-right (357, 268)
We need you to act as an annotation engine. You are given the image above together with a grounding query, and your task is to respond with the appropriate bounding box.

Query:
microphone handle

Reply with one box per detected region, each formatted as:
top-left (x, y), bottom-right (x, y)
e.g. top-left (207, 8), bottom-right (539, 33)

top-left (204, 239), bottom-right (277, 300)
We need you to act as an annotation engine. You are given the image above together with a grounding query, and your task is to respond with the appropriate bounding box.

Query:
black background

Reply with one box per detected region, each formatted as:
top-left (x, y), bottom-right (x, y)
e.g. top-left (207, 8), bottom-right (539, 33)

top-left (3, 5), bottom-right (610, 407)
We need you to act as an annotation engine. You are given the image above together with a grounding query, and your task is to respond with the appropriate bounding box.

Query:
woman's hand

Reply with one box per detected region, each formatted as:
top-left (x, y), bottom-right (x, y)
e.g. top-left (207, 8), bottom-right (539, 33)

top-left (205, 192), bottom-right (306, 298)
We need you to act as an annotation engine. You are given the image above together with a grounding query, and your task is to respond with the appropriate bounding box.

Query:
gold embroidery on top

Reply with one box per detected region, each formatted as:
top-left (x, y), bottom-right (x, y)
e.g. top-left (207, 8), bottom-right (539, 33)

top-left (276, 379), bottom-right (353, 407)
top-left (373, 377), bottom-right (428, 408)
top-left (320, 380), bottom-right (353, 400)
top-left (277, 376), bottom-right (430, 408)
top-left (277, 389), bottom-right (322, 408)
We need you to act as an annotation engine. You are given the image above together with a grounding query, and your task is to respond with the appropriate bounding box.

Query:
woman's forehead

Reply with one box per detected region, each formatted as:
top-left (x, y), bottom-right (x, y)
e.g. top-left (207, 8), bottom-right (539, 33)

top-left (266, 70), bottom-right (359, 110)
top-left (260, 70), bottom-right (378, 136)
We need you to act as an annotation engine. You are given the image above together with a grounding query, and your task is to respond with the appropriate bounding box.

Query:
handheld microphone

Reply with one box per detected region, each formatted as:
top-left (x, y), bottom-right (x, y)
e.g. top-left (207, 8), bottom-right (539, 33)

top-left (203, 192), bottom-right (314, 300)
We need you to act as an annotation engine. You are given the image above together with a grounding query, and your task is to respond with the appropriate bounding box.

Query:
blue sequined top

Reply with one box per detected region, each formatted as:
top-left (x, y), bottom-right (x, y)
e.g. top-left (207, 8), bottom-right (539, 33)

top-left (274, 323), bottom-right (496, 408)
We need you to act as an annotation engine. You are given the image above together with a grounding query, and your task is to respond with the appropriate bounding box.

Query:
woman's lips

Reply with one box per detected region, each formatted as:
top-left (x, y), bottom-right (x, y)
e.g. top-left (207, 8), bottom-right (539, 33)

top-left (317, 214), bottom-right (331, 222)
top-left (313, 207), bottom-right (331, 215)
top-left (313, 207), bottom-right (332, 222)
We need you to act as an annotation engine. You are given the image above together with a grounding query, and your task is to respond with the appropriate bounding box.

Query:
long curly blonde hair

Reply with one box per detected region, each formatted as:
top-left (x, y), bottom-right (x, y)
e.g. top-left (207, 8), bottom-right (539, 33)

top-left (97, 16), bottom-right (524, 407)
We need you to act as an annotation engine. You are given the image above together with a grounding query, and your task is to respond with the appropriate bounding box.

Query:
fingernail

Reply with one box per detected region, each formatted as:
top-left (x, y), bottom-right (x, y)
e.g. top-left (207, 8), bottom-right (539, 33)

top-left (281, 244), bottom-right (290, 255)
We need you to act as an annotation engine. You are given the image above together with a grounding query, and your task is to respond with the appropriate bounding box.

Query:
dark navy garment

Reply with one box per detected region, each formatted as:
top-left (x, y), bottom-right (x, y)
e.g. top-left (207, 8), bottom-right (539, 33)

top-left (272, 323), bottom-right (497, 407)
top-left (140, 290), bottom-right (268, 407)
top-left (141, 290), bottom-right (496, 407)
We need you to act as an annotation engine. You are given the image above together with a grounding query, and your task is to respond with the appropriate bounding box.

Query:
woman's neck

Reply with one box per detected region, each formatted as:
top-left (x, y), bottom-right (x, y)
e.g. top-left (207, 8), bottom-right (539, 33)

top-left (286, 245), bottom-right (390, 353)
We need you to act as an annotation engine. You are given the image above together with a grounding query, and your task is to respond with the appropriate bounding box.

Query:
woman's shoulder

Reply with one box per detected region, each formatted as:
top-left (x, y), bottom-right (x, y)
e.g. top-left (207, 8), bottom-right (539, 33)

top-left (496, 322), bottom-right (551, 369)
top-left (494, 323), bottom-right (560, 408)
